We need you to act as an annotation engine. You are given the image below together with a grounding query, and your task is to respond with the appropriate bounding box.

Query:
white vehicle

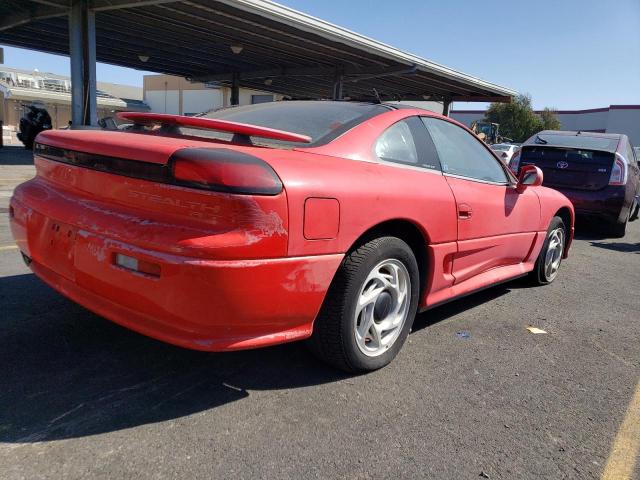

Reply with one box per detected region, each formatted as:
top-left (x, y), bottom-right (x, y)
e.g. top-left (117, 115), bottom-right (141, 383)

top-left (491, 143), bottom-right (519, 163)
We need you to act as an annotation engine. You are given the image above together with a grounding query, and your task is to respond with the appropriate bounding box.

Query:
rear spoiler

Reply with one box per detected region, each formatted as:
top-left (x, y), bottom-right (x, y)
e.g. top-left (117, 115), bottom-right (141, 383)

top-left (117, 112), bottom-right (312, 144)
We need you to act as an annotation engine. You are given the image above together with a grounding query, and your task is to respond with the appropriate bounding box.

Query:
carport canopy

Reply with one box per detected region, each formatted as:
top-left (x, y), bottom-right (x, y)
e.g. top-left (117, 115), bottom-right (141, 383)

top-left (0, 0), bottom-right (517, 126)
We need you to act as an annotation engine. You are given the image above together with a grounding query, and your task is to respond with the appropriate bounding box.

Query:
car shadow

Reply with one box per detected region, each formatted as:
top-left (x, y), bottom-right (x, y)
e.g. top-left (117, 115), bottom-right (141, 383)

top-left (589, 241), bottom-right (640, 254)
top-left (0, 272), bottom-right (515, 443)
top-left (0, 146), bottom-right (34, 165)
top-left (0, 273), bottom-right (349, 443)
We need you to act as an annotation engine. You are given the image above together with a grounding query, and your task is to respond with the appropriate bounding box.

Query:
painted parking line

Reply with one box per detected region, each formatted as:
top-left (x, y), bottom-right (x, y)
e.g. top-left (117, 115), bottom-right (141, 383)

top-left (0, 245), bottom-right (18, 251)
top-left (602, 379), bottom-right (640, 480)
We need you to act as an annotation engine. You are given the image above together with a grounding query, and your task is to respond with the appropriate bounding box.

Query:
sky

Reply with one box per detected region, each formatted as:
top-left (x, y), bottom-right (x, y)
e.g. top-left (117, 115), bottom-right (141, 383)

top-left (1, 0), bottom-right (639, 110)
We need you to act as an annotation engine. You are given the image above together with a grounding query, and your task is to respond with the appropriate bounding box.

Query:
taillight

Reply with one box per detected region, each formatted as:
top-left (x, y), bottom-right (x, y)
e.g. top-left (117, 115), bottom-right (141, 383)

top-left (509, 149), bottom-right (521, 174)
top-left (609, 154), bottom-right (627, 186)
top-left (169, 148), bottom-right (283, 195)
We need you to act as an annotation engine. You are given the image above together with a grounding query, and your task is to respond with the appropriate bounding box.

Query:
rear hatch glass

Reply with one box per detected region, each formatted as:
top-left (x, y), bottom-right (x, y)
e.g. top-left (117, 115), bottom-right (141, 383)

top-left (520, 146), bottom-right (615, 191)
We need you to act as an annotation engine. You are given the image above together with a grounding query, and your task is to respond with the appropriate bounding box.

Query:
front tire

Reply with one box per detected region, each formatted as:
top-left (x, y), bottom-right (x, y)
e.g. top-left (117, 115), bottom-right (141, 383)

top-left (308, 237), bottom-right (420, 373)
top-left (529, 216), bottom-right (566, 285)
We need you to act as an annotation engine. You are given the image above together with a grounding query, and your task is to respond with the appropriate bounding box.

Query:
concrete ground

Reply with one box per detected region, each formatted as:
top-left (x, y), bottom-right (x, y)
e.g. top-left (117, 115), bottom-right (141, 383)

top-left (0, 146), bottom-right (638, 479)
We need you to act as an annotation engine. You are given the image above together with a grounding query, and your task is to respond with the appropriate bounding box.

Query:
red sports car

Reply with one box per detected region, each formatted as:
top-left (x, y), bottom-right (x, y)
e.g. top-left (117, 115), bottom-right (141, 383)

top-left (9, 101), bottom-right (574, 372)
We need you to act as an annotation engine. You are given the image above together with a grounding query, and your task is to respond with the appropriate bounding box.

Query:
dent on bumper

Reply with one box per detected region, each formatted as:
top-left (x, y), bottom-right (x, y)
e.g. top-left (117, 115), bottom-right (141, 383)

top-left (10, 199), bottom-right (344, 352)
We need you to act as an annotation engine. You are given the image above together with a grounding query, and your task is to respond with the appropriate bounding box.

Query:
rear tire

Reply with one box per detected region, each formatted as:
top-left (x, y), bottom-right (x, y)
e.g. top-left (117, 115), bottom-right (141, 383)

top-left (308, 237), bottom-right (420, 373)
top-left (529, 216), bottom-right (566, 286)
top-left (630, 200), bottom-right (639, 222)
top-left (610, 207), bottom-right (631, 238)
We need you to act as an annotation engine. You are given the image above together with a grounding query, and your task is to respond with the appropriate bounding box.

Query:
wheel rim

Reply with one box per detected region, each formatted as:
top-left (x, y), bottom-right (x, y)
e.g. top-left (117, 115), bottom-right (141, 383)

top-left (544, 227), bottom-right (565, 281)
top-left (353, 259), bottom-right (411, 357)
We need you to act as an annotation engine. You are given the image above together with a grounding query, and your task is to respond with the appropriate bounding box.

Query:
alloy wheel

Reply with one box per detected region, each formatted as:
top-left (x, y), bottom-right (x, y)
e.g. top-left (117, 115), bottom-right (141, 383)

top-left (544, 227), bottom-right (565, 282)
top-left (353, 259), bottom-right (411, 357)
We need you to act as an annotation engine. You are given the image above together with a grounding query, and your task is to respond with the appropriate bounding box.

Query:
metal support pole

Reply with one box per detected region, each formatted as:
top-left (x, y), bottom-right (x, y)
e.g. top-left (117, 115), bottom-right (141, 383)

top-left (69, 0), bottom-right (97, 127)
top-left (332, 70), bottom-right (343, 100)
top-left (230, 72), bottom-right (240, 106)
top-left (442, 98), bottom-right (452, 117)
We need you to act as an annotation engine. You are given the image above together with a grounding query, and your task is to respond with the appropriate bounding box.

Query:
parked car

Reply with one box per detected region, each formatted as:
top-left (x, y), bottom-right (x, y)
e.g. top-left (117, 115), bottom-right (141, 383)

top-left (510, 131), bottom-right (640, 237)
top-left (491, 143), bottom-right (519, 164)
top-left (9, 101), bottom-right (574, 372)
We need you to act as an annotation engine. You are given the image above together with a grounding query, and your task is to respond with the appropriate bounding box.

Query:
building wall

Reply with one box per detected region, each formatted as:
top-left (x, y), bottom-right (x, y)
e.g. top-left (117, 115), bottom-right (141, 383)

top-left (182, 89), bottom-right (224, 115)
top-left (144, 89), bottom-right (180, 115)
top-left (144, 74), bottom-right (282, 115)
top-left (606, 107), bottom-right (640, 146)
top-left (451, 105), bottom-right (640, 145)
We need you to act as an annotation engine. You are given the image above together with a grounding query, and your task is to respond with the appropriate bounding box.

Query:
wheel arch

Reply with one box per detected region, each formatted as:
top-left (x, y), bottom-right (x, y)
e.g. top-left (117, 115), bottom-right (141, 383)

top-left (346, 218), bottom-right (430, 299)
top-left (554, 206), bottom-right (573, 257)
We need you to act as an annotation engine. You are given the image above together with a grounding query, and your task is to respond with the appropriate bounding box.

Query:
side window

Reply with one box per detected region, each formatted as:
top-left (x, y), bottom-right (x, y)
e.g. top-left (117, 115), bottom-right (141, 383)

top-left (375, 120), bottom-right (419, 165)
top-left (374, 117), bottom-right (442, 171)
top-left (422, 117), bottom-right (508, 183)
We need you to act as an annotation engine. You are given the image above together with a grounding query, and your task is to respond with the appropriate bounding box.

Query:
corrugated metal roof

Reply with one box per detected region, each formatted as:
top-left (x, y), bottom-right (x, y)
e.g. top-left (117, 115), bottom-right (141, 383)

top-left (0, 0), bottom-right (517, 103)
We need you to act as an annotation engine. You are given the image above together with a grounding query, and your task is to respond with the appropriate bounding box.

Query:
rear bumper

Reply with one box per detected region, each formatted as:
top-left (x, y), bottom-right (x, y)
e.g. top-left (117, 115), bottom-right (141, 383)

top-left (554, 185), bottom-right (627, 223)
top-left (10, 196), bottom-right (343, 352)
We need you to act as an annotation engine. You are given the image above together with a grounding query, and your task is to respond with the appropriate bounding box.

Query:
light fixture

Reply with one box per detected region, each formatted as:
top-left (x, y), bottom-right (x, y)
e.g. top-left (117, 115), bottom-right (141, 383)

top-left (230, 44), bottom-right (244, 55)
top-left (264, 78), bottom-right (273, 86)
top-left (138, 54), bottom-right (150, 63)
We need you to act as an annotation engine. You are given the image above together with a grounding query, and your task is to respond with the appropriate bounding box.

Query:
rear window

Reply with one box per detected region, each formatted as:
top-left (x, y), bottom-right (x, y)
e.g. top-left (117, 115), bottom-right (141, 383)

top-left (532, 133), bottom-right (619, 152)
top-left (185, 101), bottom-right (389, 147)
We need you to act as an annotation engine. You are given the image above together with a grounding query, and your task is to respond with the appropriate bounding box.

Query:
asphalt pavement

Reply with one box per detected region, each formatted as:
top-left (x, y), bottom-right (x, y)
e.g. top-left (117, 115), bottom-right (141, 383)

top-left (0, 146), bottom-right (638, 479)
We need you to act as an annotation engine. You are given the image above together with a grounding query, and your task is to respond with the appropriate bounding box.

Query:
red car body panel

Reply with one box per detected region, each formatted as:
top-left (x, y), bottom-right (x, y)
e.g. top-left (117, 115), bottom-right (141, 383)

top-left (9, 107), bottom-right (574, 351)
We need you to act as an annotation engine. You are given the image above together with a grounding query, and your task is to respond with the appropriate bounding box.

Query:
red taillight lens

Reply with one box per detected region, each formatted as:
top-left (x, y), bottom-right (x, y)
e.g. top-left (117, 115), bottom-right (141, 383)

top-left (609, 155), bottom-right (627, 186)
top-left (509, 149), bottom-right (521, 174)
top-left (170, 148), bottom-right (283, 195)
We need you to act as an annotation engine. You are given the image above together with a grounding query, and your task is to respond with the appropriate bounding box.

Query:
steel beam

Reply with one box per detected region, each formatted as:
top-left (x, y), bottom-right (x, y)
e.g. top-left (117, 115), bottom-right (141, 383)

top-left (192, 64), bottom-right (419, 84)
top-left (230, 72), bottom-right (240, 105)
top-left (90, 0), bottom-right (181, 11)
top-left (332, 69), bottom-right (343, 100)
top-left (442, 98), bottom-right (451, 117)
top-left (69, 0), bottom-right (97, 127)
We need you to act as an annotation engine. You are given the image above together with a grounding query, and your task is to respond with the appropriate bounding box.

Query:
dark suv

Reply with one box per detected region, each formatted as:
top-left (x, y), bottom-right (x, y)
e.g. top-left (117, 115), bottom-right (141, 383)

top-left (510, 131), bottom-right (640, 237)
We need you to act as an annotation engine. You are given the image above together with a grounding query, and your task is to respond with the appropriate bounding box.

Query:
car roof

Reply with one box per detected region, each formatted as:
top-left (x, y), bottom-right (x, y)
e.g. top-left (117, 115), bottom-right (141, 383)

top-left (523, 130), bottom-right (623, 153)
top-left (534, 130), bottom-right (622, 139)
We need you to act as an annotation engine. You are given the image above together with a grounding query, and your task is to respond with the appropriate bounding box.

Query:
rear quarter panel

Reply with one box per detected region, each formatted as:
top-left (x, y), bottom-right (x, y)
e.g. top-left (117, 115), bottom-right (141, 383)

top-left (259, 109), bottom-right (459, 257)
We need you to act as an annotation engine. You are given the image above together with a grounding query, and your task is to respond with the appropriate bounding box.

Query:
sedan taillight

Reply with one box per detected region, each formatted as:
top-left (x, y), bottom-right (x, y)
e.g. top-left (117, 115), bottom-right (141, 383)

top-left (609, 154), bottom-right (627, 186)
top-left (170, 148), bottom-right (283, 195)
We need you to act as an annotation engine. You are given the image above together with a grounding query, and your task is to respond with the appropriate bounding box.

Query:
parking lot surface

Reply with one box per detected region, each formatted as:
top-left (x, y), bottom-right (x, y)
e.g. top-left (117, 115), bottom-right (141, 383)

top-left (0, 146), bottom-right (638, 479)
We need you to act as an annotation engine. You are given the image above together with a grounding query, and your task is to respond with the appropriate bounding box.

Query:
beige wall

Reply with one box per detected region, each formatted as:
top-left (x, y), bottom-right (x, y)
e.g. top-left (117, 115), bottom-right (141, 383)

top-left (144, 74), bottom-right (282, 115)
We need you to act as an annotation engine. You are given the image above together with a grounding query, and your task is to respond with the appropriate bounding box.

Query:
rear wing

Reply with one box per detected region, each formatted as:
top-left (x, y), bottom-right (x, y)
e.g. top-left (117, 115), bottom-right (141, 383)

top-left (117, 112), bottom-right (312, 144)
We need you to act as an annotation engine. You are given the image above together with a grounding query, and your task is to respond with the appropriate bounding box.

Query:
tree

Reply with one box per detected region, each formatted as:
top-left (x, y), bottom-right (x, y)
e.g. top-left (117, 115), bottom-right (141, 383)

top-left (540, 108), bottom-right (561, 131)
top-left (483, 94), bottom-right (543, 143)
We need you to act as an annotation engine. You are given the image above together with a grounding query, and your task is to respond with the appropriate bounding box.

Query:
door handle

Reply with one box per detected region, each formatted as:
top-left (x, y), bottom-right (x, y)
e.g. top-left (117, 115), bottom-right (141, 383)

top-left (458, 203), bottom-right (472, 219)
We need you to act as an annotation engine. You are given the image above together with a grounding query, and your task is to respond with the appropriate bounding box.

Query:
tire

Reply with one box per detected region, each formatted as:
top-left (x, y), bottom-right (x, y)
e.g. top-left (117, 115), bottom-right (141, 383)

top-left (529, 216), bottom-right (566, 286)
top-left (308, 236), bottom-right (420, 373)
top-left (630, 200), bottom-right (639, 222)
top-left (609, 208), bottom-right (630, 238)
top-left (610, 218), bottom-right (627, 238)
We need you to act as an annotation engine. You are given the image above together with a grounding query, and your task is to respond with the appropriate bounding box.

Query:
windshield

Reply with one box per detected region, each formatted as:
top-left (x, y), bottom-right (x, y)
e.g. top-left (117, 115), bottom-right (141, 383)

top-left (531, 133), bottom-right (619, 152)
top-left (186, 101), bottom-right (389, 147)
top-left (491, 144), bottom-right (511, 151)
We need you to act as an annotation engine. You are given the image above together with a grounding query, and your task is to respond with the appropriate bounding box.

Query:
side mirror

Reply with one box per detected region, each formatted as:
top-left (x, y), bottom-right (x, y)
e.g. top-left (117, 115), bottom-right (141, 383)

top-left (517, 165), bottom-right (543, 190)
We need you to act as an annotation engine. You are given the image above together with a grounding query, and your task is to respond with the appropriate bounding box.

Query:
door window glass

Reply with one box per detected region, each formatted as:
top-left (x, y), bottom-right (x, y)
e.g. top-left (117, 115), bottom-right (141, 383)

top-left (422, 117), bottom-right (508, 183)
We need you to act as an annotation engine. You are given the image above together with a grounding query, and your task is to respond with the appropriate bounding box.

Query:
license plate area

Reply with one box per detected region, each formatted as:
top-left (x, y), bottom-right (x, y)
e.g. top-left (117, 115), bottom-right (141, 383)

top-left (33, 219), bottom-right (77, 281)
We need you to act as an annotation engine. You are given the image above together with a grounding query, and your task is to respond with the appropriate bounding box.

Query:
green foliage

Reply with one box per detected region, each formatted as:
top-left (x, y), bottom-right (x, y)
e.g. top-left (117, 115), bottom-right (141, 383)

top-left (483, 94), bottom-right (560, 143)
top-left (540, 108), bottom-right (561, 131)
